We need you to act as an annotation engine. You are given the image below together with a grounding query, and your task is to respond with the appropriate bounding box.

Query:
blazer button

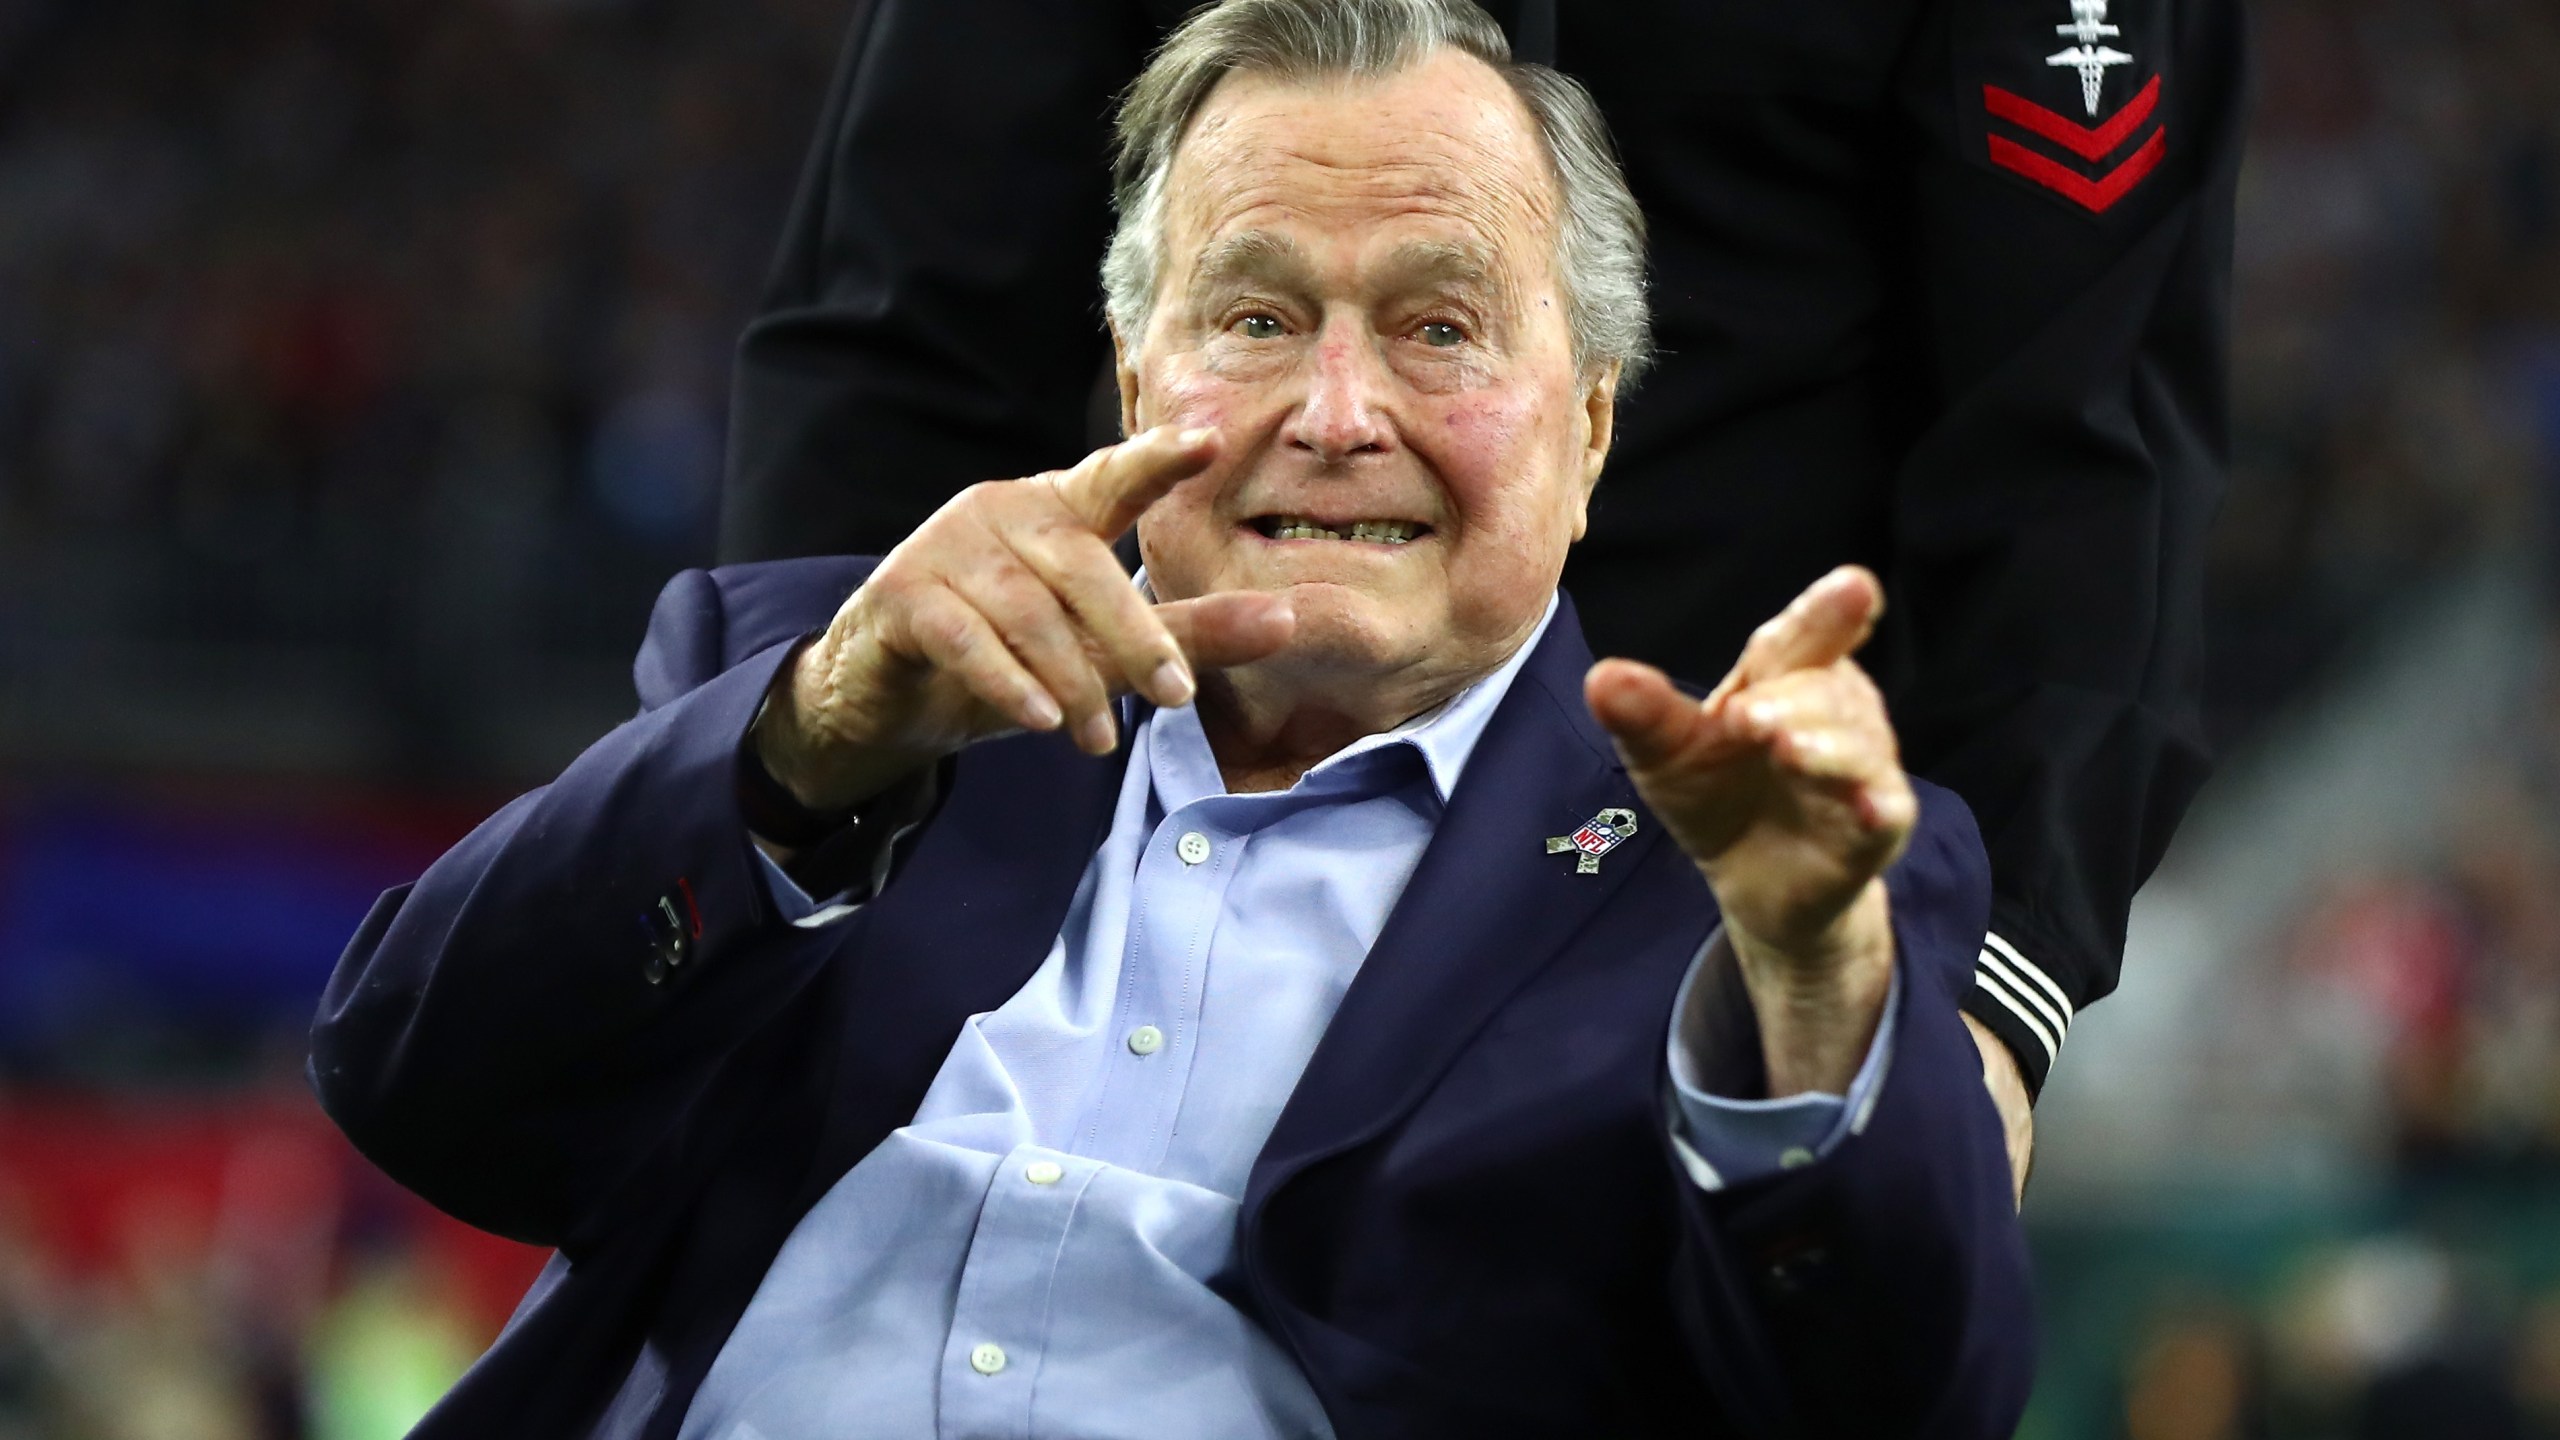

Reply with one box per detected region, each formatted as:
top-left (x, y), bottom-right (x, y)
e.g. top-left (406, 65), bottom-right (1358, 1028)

top-left (1761, 1242), bottom-right (1832, 1298)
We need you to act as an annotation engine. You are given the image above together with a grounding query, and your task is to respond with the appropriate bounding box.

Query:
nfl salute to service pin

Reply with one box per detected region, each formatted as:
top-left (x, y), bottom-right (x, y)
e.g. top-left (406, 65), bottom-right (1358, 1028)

top-left (1547, 809), bottom-right (1638, 876)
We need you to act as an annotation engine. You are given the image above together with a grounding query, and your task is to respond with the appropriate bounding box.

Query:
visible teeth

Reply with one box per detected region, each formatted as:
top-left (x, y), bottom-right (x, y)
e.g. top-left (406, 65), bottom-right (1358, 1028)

top-left (1350, 521), bottom-right (1416, 544)
top-left (1267, 516), bottom-right (1416, 544)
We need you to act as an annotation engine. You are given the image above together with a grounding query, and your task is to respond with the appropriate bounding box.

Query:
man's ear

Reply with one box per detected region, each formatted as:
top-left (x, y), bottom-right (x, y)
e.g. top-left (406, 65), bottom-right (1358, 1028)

top-left (1571, 361), bottom-right (1620, 542)
top-left (1112, 322), bottom-right (1142, 439)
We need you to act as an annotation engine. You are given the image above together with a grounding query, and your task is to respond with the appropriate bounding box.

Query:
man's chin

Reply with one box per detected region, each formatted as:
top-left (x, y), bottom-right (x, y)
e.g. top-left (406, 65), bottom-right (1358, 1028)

top-left (1229, 584), bottom-right (1416, 685)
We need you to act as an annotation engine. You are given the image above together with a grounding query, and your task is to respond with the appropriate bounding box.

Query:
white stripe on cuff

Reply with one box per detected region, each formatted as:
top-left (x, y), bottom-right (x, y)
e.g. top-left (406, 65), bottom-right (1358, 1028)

top-left (1983, 931), bottom-right (2074, 1025)
top-left (1970, 931), bottom-right (2073, 1065)
top-left (1977, 950), bottom-right (2067, 1045)
top-left (1973, 963), bottom-right (2060, 1065)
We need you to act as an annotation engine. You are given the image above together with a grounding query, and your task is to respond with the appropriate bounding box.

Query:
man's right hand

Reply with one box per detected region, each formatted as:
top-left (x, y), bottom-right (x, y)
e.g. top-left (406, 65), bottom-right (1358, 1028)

top-left (754, 426), bottom-right (1297, 813)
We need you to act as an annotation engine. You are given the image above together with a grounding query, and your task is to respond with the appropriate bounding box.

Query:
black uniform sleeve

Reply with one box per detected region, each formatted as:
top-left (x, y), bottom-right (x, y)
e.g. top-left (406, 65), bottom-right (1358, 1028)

top-left (1887, 0), bottom-right (2246, 1092)
top-left (716, 0), bottom-right (1166, 564)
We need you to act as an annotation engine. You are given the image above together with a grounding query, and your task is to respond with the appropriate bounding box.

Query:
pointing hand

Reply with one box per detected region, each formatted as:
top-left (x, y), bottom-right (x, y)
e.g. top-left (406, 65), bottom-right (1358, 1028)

top-left (1584, 566), bottom-right (1913, 1093)
top-left (759, 427), bottom-right (1298, 811)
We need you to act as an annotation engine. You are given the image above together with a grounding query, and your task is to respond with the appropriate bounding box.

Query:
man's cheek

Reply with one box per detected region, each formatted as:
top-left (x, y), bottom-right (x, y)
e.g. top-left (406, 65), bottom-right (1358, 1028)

top-left (1143, 359), bottom-right (1251, 430)
top-left (1419, 396), bottom-right (1542, 489)
top-left (1440, 382), bottom-right (1537, 433)
top-left (1140, 486), bottom-right (1240, 582)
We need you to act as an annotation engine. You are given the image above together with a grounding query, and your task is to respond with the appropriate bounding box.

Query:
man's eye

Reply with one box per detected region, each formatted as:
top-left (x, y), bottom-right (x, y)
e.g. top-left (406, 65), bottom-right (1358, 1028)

top-left (1234, 314), bottom-right (1285, 339)
top-left (1418, 320), bottom-right (1466, 348)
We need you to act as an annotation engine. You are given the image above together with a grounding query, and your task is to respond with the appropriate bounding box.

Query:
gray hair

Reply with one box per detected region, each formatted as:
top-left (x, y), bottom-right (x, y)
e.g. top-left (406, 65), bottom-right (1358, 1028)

top-left (1102, 0), bottom-right (1652, 386)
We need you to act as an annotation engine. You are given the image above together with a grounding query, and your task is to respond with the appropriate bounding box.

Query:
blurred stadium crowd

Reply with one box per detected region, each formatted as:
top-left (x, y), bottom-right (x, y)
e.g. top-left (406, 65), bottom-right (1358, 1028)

top-left (0, 0), bottom-right (835, 1433)
top-left (0, 0), bottom-right (840, 783)
top-left (2206, 0), bottom-right (2555, 742)
top-left (2050, 0), bottom-right (2560, 1434)
top-left (0, 0), bottom-right (2556, 1434)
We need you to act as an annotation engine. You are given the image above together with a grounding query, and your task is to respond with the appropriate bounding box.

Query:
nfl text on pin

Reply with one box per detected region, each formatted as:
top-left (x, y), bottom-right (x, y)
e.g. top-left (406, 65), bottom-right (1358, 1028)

top-left (1546, 809), bottom-right (1638, 875)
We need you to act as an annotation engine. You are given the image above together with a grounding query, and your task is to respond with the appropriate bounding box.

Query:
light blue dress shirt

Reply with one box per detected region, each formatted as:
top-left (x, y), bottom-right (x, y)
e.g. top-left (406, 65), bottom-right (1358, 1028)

top-left (681, 597), bottom-right (1896, 1439)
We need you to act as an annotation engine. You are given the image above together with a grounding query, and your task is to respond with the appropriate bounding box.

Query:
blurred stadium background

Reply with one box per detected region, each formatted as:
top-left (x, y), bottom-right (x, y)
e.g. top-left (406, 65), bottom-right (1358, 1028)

top-left (0, 0), bottom-right (2554, 1435)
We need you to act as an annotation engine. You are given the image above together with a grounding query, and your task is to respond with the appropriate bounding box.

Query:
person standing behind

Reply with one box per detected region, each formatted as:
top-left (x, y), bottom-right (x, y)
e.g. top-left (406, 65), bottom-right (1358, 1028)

top-left (718, 0), bottom-right (2246, 1173)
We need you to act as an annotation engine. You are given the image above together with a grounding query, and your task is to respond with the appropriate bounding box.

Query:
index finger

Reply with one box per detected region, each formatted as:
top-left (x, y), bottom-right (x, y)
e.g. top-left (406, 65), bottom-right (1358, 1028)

top-left (1049, 425), bottom-right (1221, 539)
top-left (1706, 565), bottom-right (1884, 706)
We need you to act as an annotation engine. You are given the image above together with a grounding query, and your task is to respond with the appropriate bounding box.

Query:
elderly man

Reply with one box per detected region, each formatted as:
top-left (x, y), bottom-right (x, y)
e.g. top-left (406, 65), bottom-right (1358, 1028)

top-left (313, 1), bottom-right (2033, 1435)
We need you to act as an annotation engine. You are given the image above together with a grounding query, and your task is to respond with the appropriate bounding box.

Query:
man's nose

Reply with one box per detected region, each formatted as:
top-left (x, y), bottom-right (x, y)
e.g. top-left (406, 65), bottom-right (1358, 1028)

top-left (1286, 319), bottom-right (1396, 464)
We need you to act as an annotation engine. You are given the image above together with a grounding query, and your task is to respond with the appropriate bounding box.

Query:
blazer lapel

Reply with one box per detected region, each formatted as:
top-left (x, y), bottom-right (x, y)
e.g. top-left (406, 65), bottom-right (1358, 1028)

top-left (1246, 597), bottom-right (1671, 1207)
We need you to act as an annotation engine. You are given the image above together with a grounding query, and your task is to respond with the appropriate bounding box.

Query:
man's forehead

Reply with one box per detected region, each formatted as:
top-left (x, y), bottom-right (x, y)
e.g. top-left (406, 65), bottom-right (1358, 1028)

top-left (1160, 54), bottom-right (1559, 272)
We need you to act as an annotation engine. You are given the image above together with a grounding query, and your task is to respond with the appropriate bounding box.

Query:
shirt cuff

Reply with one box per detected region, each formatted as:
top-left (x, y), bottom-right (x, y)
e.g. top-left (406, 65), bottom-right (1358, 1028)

top-left (1662, 929), bottom-right (1902, 1192)
top-left (743, 761), bottom-right (943, 930)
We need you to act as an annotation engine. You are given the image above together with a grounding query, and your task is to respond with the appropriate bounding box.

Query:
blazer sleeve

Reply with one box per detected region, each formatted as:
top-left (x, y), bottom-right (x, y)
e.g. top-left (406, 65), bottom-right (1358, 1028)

top-left (1667, 783), bottom-right (2038, 1438)
top-left (1887, 0), bottom-right (2246, 1092)
top-left (716, 0), bottom-right (1162, 564)
top-left (308, 567), bottom-right (864, 1250)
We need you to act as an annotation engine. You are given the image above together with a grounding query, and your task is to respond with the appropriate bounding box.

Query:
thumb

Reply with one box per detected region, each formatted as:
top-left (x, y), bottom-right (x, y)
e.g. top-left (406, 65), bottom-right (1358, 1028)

top-left (1052, 425), bottom-right (1221, 540)
top-left (1707, 565), bottom-right (1884, 706)
top-left (1586, 657), bottom-right (1754, 774)
top-left (1154, 590), bottom-right (1296, 672)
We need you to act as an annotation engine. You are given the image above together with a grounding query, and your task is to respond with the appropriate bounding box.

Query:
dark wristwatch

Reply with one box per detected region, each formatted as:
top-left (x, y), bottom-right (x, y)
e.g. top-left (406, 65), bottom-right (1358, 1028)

top-left (737, 690), bottom-right (945, 902)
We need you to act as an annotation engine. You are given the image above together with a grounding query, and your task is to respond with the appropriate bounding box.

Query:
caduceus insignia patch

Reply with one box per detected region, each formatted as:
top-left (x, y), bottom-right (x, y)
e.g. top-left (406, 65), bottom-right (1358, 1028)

top-left (1546, 809), bottom-right (1638, 875)
top-left (1961, 0), bottom-right (2169, 215)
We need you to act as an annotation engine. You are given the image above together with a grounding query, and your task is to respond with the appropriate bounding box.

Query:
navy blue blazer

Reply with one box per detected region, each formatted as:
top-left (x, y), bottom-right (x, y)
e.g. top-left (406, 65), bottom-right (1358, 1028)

top-left (311, 556), bottom-right (2034, 1439)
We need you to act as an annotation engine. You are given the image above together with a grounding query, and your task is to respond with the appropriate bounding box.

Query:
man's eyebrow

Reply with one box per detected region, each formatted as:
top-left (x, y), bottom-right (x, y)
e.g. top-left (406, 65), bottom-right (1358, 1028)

top-left (1189, 230), bottom-right (1316, 291)
top-left (1185, 231), bottom-right (1507, 308)
top-left (1374, 239), bottom-right (1498, 295)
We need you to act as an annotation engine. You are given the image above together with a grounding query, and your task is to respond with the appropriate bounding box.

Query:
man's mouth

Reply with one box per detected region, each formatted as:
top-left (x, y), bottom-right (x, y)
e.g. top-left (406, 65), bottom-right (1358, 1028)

top-left (1250, 515), bottom-right (1429, 545)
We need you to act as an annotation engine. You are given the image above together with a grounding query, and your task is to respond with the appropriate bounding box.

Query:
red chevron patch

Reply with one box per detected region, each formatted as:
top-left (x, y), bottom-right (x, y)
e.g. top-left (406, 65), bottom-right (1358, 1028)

top-left (1984, 75), bottom-right (2160, 161)
top-left (1981, 72), bottom-right (2164, 213)
top-left (1988, 127), bottom-right (2165, 212)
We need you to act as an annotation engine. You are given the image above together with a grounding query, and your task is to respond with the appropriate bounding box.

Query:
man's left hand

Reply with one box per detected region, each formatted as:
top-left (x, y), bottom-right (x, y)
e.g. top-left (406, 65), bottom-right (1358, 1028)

top-left (1584, 566), bottom-right (1912, 1099)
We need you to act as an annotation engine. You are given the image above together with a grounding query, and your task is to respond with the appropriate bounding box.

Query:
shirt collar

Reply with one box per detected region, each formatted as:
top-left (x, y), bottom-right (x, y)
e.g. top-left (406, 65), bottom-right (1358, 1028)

top-left (1375, 593), bottom-right (1559, 801)
top-left (1133, 571), bottom-right (1560, 806)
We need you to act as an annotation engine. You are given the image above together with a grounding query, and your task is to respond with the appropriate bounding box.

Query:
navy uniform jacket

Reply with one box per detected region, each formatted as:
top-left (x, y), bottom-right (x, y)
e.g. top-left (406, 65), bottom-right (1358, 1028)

top-left (716, 0), bottom-right (2247, 1091)
top-left (311, 557), bottom-right (2034, 1439)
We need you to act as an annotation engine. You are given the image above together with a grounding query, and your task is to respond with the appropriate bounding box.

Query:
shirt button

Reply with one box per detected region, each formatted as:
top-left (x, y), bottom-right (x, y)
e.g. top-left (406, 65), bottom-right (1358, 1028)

top-left (1126, 1025), bottom-right (1165, 1056)
top-left (969, 1342), bottom-right (1007, 1376)
top-left (1024, 1160), bottom-right (1064, 1186)
top-left (1176, 831), bottom-right (1213, 865)
top-left (1780, 1146), bottom-right (1816, 1170)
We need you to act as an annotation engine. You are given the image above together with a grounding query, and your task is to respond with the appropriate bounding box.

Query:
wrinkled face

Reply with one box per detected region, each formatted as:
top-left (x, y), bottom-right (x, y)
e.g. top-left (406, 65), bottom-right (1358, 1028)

top-left (1122, 48), bottom-right (1615, 700)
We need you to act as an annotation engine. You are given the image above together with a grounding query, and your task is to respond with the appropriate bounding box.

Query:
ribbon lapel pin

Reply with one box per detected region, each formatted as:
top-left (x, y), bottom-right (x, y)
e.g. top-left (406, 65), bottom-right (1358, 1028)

top-left (1546, 808), bottom-right (1637, 875)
